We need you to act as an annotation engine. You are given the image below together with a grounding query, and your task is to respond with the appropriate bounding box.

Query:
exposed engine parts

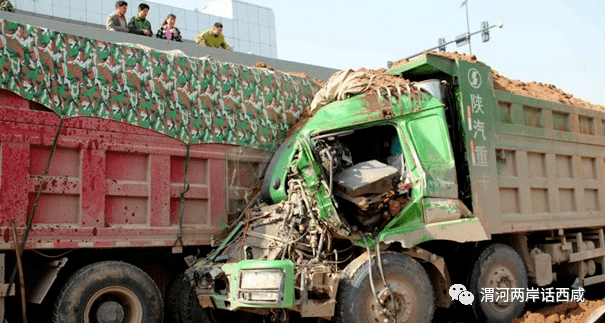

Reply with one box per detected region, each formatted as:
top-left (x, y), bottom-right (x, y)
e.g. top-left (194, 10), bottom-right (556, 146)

top-left (187, 127), bottom-right (413, 319)
top-left (187, 149), bottom-right (352, 317)
top-left (219, 148), bottom-right (341, 265)
top-left (314, 135), bottom-right (411, 233)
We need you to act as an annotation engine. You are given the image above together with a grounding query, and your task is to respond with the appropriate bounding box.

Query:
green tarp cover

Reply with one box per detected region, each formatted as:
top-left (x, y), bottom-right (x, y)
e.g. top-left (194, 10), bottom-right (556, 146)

top-left (0, 19), bottom-right (320, 150)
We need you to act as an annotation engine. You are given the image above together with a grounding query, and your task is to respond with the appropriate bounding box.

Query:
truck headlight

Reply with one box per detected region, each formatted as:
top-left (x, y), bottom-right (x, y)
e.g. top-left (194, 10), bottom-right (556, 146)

top-left (240, 270), bottom-right (283, 290)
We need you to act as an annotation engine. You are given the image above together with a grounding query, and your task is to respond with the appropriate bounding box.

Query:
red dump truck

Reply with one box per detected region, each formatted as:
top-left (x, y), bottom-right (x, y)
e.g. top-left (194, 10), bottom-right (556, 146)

top-left (0, 17), bottom-right (330, 322)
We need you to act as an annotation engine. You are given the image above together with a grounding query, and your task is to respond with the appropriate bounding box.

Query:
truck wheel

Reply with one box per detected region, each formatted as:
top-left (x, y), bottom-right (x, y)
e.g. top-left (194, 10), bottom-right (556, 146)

top-left (52, 261), bottom-right (163, 323)
top-left (167, 272), bottom-right (258, 323)
top-left (166, 272), bottom-right (206, 323)
top-left (469, 243), bottom-right (527, 323)
top-left (336, 252), bottom-right (435, 323)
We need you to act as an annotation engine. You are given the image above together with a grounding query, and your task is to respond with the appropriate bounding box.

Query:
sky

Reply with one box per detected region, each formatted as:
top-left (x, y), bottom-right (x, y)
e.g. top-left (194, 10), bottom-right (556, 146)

top-left (161, 0), bottom-right (605, 106)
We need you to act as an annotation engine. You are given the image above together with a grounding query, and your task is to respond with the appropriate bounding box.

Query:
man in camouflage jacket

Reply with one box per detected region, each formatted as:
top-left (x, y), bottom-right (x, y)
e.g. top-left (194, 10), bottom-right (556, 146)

top-left (128, 3), bottom-right (152, 37)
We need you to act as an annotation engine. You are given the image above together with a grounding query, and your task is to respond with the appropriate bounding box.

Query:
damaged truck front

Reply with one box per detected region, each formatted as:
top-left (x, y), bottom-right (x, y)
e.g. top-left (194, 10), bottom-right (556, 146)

top-left (185, 62), bottom-right (492, 323)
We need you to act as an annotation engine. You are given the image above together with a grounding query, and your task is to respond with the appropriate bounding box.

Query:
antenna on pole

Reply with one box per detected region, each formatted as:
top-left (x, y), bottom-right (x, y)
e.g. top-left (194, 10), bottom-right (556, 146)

top-left (396, 22), bottom-right (503, 62)
top-left (460, 0), bottom-right (471, 54)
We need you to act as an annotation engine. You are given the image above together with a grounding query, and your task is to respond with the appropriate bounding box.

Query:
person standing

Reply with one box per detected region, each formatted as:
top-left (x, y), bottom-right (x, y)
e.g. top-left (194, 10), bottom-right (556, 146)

top-left (128, 3), bottom-right (152, 36)
top-left (0, 0), bottom-right (14, 12)
top-left (106, 1), bottom-right (129, 32)
top-left (195, 22), bottom-right (232, 50)
top-left (156, 14), bottom-right (182, 42)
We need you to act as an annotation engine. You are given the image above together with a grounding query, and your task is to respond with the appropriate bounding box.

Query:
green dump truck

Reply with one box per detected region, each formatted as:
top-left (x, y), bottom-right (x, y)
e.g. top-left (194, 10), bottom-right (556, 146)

top-left (183, 53), bottom-right (605, 323)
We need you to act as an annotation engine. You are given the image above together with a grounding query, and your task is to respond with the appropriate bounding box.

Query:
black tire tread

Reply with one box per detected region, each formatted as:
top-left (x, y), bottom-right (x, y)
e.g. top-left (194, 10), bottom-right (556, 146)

top-left (166, 273), bottom-right (185, 323)
top-left (166, 272), bottom-right (208, 323)
top-left (468, 243), bottom-right (528, 323)
top-left (336, 252), bottom-right (435, 323)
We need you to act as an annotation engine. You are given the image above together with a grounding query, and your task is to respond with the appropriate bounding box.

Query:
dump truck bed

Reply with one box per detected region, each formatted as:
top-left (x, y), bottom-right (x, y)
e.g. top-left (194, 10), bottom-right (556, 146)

top-left (491, 89), bottom-right (605, 233)
top-left (0, 90), bottom-right (251, 250)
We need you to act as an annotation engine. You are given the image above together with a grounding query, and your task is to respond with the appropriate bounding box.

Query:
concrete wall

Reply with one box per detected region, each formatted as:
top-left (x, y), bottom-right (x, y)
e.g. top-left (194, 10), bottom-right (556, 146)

top-left (0, 10), bottom-right (337, 81)
top-left (8, 0), bottom-right (278, 58)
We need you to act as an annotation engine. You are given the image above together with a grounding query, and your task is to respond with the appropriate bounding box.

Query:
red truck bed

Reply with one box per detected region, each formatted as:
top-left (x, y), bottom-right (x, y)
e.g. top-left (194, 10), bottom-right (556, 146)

top-left (0, 90), bottom-right (237, 250)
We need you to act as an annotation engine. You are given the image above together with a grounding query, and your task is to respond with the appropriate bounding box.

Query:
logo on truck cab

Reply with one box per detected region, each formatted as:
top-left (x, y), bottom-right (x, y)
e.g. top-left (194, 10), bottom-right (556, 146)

top-left (468, 68), bottom-right (482, 89)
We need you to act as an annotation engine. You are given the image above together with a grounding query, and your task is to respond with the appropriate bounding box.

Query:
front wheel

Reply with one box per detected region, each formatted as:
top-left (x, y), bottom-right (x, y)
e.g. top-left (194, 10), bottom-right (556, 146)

top-left (336, 252), bottom-right (435, 323)
top-left (52, 261), bottom-right (163, 323)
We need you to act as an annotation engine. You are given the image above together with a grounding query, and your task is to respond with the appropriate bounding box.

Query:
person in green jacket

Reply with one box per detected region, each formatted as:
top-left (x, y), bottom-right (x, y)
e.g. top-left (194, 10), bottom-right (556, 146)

top-left (0, 0), bottom-right (14, 12)
top-left (196, 22), bottom-right (233, 50)
top-left (128, 3), bottom-right (152, 37)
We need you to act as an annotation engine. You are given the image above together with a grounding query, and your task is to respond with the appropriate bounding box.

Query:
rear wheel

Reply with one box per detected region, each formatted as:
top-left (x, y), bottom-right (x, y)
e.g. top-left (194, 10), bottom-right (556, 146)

top-left (52, 261), bottom-right (163, 323)
top-left (468, 243), bottom-right (527, 323)
top-left (336, 252), bottom-right (435, 323)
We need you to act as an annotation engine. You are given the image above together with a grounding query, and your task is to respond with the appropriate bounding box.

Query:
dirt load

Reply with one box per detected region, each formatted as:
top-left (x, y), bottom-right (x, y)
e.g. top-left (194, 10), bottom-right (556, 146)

top-left (253, 62), bottom-right (326, 88)
top-left (254, 61), bottom-right (275, 71)
top-left (391, 51), bottom-right (605, 111)
top-left (356, 67), bottom-right (413, 89)
top-left (513, 300), bottom-right (605, 323)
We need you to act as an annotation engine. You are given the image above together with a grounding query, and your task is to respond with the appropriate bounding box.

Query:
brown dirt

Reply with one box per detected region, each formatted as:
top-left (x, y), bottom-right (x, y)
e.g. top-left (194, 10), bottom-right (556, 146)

top-left (491, 71), bottom-right (605, 111)
top-left (426, 51), bottom-right (486, 65)
top-left (312, 78), bottom-right (326, 88)
top-left (390, 51), bottom-right (605, 111)
top-left (355, 67), bottom-right (417, 92)
top-left (254, 61), bottom-right (274, 71)
top-left (390, 58), bottom-right (410, 70)
top-left (286, 71), bottom-right (309, 78)
top-left (253, 63), bottom-right (325, 88)
top-left (513, 300), bottom-right (605, 323)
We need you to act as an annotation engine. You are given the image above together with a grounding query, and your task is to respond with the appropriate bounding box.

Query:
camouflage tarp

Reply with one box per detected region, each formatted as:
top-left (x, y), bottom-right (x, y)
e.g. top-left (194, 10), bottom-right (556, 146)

top-left (0, 19), bottom-right (321, 151)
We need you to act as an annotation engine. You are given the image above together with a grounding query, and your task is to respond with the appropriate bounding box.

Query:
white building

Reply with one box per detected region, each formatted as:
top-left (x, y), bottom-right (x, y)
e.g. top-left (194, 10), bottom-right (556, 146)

top-left (9, 0), bottom-right (278, 58)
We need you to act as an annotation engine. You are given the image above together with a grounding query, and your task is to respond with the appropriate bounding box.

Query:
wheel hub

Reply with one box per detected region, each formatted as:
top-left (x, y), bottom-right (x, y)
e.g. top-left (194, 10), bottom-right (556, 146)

top-left (83, 286), bottom-right (143, 323)
top-left (487, 266), bottom-right (517, 307)
top-left (96, 301), bottom-right (125, 323)
top-left (370, 284), bottom-right (412, 323)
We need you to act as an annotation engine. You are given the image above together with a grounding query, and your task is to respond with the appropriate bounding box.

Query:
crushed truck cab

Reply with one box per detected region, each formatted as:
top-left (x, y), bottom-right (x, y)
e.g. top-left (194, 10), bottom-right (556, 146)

top-left (187, 52), bottom-right (605, 323)
top-left (186, 54), bottom-right (493, 320)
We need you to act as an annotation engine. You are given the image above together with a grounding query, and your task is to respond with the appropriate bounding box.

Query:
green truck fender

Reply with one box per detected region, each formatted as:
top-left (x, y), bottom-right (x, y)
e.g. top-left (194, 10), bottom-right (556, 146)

top-left (379, 217), bottom-right (489, 247)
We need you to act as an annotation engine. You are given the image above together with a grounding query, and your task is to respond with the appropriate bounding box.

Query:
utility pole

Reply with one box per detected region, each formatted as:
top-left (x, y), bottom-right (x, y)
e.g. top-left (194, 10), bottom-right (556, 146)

top-left (461, 0), bottom-right (471, 54)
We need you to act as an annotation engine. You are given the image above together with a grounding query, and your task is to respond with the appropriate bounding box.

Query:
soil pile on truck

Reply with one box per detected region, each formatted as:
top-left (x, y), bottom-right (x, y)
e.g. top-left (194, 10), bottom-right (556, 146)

top-left (394, 51), bottom-right (605, 111)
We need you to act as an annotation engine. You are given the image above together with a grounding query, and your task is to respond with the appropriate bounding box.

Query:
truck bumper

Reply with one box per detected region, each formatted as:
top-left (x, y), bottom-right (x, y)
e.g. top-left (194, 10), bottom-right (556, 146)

top-left (187, 259), bottom-right (295, 311)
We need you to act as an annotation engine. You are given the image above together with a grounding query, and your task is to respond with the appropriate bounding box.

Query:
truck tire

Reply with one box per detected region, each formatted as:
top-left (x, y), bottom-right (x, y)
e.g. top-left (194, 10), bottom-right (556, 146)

top-left (166, 273), bottom-right (206, 323)
top-left (166, 272), bottom-right (258, 323)
top-left (468, 243), bottom-right (528, 323)
top-left (51, 261), bottom-right (163, 323)
top-left (336, 252), bottom-right (435, 323)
